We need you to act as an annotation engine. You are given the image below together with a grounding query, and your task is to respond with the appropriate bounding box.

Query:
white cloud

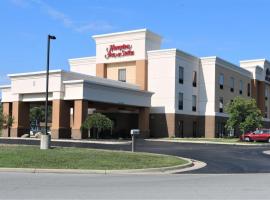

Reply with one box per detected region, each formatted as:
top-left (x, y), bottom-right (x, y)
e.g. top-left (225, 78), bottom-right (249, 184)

top-left (75, 21), bottom-right (114, 33)
top-left (10, 0), bottom-right (114, 33)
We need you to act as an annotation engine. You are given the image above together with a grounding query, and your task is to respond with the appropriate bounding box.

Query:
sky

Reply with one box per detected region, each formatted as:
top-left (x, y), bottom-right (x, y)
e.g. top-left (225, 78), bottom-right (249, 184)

top-left (0, 0), bottom-right (270, 86)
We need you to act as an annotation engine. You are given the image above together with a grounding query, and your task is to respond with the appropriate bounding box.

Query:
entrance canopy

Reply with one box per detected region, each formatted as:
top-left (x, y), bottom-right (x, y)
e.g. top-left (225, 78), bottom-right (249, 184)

top-left (0, 70), bottom-right (153, 107)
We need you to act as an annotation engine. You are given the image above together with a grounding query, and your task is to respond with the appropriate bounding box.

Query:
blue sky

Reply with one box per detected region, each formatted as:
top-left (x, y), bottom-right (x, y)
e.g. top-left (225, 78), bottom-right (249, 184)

top-left (0, 0), bottom-right (269, 85)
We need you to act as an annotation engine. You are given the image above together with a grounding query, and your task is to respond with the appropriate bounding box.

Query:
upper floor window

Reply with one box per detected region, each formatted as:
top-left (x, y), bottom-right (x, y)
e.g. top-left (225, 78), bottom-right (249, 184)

top-left (179, 66), bottom-right (184, 84)
top-left (178, 93), bottom-right (183, 110)
top-left (219, 97), bottom-right (224, 113)
top-left (118, 69), bottom-right (126, 82)
top-left (219, 74), bottom-right (224, 89)
top-left (239, 80), bottom-right (243, 95)
top-left (247, 83), bottom-right (251, 97)
top-left (265, 87), bottom-right (269, 100)
top-left (192, 95), bottom-right (197, 112)
top-left (230, 77), bottom-right (234, 92)
top-left (192, 71), bottom-right (197, 87)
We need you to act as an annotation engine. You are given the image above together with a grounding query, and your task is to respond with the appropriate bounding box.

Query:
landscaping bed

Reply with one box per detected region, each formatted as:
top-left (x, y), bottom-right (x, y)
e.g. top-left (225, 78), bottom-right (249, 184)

top-left (0, 145), bottom-right (188, 170)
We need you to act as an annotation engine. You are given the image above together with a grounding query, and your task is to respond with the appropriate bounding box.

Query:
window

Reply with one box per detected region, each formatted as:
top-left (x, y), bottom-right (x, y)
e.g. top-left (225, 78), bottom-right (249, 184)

top-left (239, 80), bottom-right (243, 95)
top-left (192, 71), bottom-right (197, 87)
top-left (118, 69), bottom-right (126, 82)
top-left (265, 87), bottom-right (269, 100)
top-left (230, 77), bottom-right (234, 92)
top-left (219, 97), bottom-right (224, 113)
top-left (247, 83), bottom-right (251, 96)
top-left (265, 106), bottom-right (268, 118)
top-left (179, 66), bottom-right (184, 84)
top-left (219, 74), bottom-right (224, 89)
top-left (178, 93), bottom-right (183, 110)
top-left (192, 95), bottom-right (197, 112)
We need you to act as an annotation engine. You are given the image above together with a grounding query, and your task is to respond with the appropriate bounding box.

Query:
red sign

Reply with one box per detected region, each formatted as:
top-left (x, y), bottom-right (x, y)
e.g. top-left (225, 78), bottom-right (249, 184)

top-left (105, 44), bottom-right (135, 59)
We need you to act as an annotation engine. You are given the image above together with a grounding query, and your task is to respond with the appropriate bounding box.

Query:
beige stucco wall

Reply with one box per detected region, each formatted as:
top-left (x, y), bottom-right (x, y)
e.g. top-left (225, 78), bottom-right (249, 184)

top-left (106, 61), bottom-right (136, 84)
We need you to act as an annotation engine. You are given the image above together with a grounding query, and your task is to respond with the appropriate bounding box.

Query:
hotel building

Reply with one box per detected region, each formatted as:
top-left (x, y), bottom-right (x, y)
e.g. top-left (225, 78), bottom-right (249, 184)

top-left (1, 29), bottom-right (270, 139)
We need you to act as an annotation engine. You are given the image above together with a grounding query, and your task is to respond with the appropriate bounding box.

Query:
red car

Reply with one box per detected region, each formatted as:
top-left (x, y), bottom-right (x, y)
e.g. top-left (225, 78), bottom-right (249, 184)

top-left (241, 129), bottom-right (270, 142)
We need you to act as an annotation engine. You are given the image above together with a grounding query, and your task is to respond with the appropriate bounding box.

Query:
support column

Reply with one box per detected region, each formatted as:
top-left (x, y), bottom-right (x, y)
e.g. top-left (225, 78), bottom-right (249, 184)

top-left (96, 63), bottom-right (107, 78)
top-left (138, 107), bottom-right (150, 138)
top-left (258, 81), bottom-right (265, 114)
top-left (204, 116), bottom-right (215, 138)
top-left (10, 101), bottom-right (30, 137)
top-left (136, 60), bottom-right (148, 90)
top-left (51, 100), bottom-right (71, 139)
top-left (1, 102), bottom-right (12, 137)
top-left (72, 100), bottom-right (88, 139)
top-left (251, 79), bottom-right (265, 114)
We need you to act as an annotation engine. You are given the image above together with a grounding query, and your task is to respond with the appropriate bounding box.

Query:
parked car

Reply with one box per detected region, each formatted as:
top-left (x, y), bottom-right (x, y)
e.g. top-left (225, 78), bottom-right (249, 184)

top-left (240, 129), bottom-right (270, 142)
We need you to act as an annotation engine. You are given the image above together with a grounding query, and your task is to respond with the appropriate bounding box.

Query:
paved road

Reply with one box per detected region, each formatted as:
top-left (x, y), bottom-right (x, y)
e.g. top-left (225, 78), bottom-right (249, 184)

top-left (0, 172), bottom-right (270, 200)
top-left (1, 138), bottom-right (270, 173)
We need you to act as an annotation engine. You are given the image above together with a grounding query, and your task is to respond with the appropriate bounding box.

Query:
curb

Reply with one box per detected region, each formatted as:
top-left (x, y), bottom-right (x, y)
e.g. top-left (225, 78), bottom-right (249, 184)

top-left (146, 139), bottom-right (270, 146)
top-left (263, 150), bottom-right (270, 155)
top-left (0, 137), bottom-right (131, 145)
top-left (0, 157), bottom-right (204, 175)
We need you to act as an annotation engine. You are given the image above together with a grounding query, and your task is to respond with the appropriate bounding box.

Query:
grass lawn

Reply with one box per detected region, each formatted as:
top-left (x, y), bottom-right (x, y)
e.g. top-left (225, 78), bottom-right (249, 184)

top-left (0, 145), bottom-right (187, 170)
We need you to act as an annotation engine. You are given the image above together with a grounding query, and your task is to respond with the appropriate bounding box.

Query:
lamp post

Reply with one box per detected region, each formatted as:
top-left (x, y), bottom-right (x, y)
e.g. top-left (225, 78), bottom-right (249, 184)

top-left (40, 34), bottom-right (56, 150)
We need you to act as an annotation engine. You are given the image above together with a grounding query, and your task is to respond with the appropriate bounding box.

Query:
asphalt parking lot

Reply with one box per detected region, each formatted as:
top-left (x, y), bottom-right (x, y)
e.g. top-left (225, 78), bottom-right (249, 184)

top-left (1, 138), bottom-right (270, 174)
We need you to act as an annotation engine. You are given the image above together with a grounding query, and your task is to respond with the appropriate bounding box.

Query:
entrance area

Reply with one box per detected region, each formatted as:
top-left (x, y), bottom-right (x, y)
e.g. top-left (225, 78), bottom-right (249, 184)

top-left (1, 100), bottom-right (150, 139)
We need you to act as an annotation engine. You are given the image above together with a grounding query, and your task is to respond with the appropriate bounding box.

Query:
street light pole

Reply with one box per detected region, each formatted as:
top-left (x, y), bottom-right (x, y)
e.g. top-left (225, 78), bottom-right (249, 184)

top-left (40, 34), bottom-right (56, 150)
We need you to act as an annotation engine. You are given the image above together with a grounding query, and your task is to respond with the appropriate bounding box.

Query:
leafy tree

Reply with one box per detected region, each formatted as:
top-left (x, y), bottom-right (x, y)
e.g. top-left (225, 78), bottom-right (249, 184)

top-left (4, 114), bottom-right (14, 129)
top-left (81, 113), bottom-right (113, 139)
top-left (29, 105), bottom-right (52, 130)
top-left (225, 96), bottom-right (263, 135)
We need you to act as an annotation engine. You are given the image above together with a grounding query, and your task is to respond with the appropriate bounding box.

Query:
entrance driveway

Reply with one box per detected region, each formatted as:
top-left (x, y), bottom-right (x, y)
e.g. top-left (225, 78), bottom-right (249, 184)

top-left (1, 138), bottom-right (270, 173)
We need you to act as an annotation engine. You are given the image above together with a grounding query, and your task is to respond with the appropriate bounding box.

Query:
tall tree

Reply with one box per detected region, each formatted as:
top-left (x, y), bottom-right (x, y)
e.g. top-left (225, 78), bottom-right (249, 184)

top-left (225, 96), bottom-right (263, 134)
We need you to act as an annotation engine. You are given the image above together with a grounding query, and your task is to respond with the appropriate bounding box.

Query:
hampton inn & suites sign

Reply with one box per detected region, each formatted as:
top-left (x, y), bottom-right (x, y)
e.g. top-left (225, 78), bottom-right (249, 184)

top-left (105, 44), bottom-right (135, 59)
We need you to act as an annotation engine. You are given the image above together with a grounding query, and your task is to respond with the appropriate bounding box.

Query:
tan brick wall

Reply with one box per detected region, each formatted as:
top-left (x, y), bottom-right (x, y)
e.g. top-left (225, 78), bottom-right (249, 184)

top-left (96, 63), bottom-right (107, 78)
top-left (106, 61), bottom-right (136, 84)
top-left (72, 100), bottom-right (88, 139)
top-left (11, 101), bottom-right (30, 137)
top-left (51, 100), bottom-right (71, 139)
top-left (215, 64), bottom-right (251, 112)
top-left (96, 60), bottom-right (148, 91)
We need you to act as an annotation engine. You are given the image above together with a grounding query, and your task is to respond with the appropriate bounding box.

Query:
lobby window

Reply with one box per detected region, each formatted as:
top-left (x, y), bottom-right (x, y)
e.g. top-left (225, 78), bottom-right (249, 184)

top-left (265, 88), bottom-right (268, 100)
top-left (178, 93), bottom-right (183, 110)
top-left (192, 71), bottom-right (197, 87)
top-left (179, 66), bottom-right (184, 84)
top-left (118, 69), bottom-right (126, 82)
top-left (239, 80), bottom-right (243, 95)
top-left (192, 95), bottom-right (197, 112)
top-left (219, 97), bottom-right (224, 113)
top-left (230, 77), bottom-right (234, 92)
top-left (219, 73), bottom-right (224, 89)
top-left (247, 83), bottom-right (251, 97)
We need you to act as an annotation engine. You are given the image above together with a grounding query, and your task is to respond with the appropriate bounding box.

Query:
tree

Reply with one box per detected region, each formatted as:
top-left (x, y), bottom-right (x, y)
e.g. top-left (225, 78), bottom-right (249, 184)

top-left (29, 105), bottom-right (52, 130)
top-left (81, 113), bottom-right (113, 139)
top-left (225, 96), bottom-right (263, 135)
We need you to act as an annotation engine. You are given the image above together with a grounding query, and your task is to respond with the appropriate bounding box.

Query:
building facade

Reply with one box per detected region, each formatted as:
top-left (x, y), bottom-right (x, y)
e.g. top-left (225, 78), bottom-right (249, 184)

top-left (1, 29), bottom-right (270, 139)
